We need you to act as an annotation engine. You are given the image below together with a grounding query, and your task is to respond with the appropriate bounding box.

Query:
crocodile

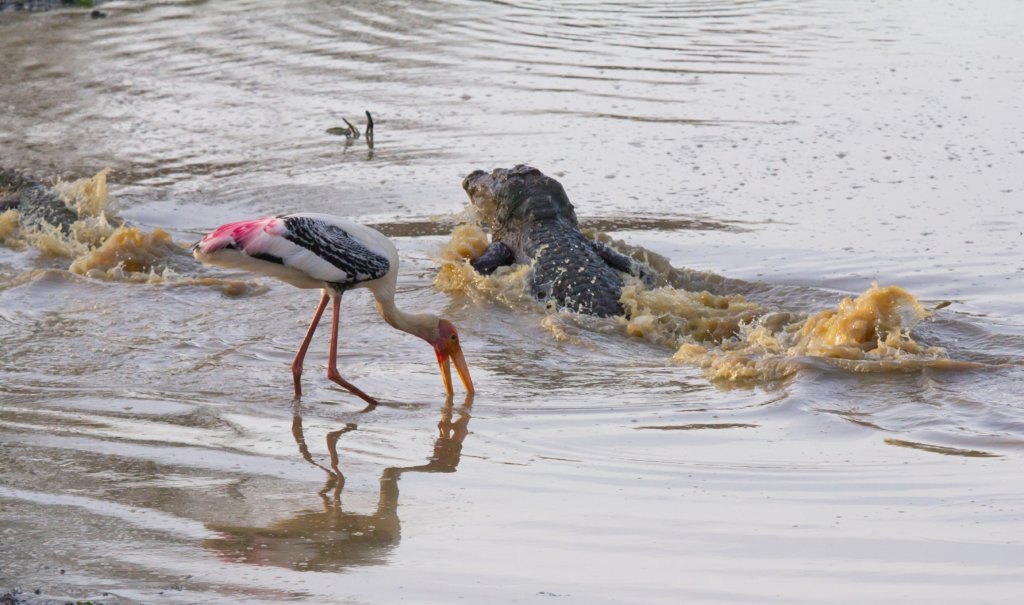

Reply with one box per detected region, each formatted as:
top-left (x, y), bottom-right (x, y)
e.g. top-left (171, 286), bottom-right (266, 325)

top-left (0, 167), bottom-right (78, 232)
top-left (462, 164), bottom-right (653, 317)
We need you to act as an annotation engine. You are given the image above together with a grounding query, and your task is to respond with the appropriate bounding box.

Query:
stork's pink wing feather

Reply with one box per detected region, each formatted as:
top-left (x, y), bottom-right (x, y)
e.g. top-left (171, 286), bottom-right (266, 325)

top-left (195, 216), bottom-right (285, 255)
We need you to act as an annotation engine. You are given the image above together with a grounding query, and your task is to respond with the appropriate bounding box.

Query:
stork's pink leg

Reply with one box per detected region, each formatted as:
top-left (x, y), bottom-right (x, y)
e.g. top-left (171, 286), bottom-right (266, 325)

top-left (326, 291), bottom-right (381, 407)
top-left (292, 290), bottom-right (330, 399)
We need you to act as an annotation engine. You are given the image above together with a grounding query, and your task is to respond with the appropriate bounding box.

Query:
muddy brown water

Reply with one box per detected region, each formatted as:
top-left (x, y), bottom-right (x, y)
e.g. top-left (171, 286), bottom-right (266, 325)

top-left (2, 1), bottom-right (1023, 604)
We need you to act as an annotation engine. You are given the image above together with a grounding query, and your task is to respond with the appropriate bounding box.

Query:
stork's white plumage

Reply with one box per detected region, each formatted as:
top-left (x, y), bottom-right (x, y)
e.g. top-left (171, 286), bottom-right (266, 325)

top-left (193, 213), bottom-right (473, 404)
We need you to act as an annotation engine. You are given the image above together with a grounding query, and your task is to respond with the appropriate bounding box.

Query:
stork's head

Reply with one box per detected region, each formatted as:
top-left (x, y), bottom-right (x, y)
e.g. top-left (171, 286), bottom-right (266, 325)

top-left (462, 165), bottom-right (579, 231)
top-left (429, 319), bottom-right (473, 396)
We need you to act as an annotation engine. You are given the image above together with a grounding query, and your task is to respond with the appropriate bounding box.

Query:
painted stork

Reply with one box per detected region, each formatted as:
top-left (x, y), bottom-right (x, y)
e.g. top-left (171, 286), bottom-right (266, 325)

top-left (192, 213), bottom-right (473, 404)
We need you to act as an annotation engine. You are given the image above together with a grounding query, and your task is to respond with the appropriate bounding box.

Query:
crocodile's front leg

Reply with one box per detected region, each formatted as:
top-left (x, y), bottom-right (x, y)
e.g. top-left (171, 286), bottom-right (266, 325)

top-left (590, 240), bottom-right (656, 286)
top-left (471, 241), bottom-right (515, 275)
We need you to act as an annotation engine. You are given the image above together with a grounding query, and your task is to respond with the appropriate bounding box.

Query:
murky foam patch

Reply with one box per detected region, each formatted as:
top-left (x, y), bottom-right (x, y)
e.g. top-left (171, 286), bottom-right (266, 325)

top-left (0, 169), bottom-right (265, 296)
top-left (436, 216), bottom-right (974, 386)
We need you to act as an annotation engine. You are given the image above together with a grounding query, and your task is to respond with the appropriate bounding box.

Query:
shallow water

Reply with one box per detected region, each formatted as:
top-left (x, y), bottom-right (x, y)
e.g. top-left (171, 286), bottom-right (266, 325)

top-left (2, 1), bottom-right (1023, 603)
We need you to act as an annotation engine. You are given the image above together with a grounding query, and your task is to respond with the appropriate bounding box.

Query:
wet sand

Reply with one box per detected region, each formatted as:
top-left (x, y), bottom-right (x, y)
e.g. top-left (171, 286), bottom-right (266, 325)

top-left (2, 1), bottom-right (1023, 603)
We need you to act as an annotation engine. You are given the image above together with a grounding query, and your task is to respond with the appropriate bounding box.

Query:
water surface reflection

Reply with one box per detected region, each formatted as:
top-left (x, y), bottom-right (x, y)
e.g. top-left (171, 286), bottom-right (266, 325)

top-left (203, 396), bottom-right (472, 572)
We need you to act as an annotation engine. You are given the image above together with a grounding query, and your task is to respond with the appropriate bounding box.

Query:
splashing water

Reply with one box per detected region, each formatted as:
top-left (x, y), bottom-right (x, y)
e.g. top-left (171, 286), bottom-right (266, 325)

top-left (0, 209), bottom-right (20, 245)
top-left (435, 224), bottom-right (544, 312)
top-left (436, 215), bottom-right (966, 384)
top-left (0, 169), bottom-right (264, 296)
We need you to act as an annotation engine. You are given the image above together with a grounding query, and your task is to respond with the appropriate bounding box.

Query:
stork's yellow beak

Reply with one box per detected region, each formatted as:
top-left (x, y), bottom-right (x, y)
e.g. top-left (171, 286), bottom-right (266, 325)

top-left (436, 345), bottom-right (474, 396)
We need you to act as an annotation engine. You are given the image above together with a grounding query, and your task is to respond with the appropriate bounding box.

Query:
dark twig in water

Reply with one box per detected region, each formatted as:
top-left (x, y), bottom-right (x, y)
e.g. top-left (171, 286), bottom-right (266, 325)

top-left (325, 121), bottom-right (359, 141)
top-left (341, 118), bottom-right (360, 139)
top-left (325, 111), bottom-right (374, 153)
top-left (365, 111), bottom-right (374, 149)
top-left (325, 127), bottom-right (349, 136)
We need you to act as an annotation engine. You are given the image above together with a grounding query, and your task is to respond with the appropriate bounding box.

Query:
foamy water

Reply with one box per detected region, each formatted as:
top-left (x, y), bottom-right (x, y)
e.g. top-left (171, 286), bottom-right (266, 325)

top-left (1, 1), bottom-right (1023, 604)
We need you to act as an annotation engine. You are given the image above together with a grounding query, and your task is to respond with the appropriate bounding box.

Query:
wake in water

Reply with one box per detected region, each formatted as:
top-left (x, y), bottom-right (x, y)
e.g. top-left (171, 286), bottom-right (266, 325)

top-left (0, 169), bottom-right (262, 295)
top-left (436, 217), bottom-right (973, 385)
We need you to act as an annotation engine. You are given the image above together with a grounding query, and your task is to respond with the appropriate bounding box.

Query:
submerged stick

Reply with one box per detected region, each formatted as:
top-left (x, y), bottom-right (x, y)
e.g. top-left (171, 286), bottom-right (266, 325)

top-left (342, 118), bottom-right (360, 139)
top-left (365, 111), bottom-right (374, 149)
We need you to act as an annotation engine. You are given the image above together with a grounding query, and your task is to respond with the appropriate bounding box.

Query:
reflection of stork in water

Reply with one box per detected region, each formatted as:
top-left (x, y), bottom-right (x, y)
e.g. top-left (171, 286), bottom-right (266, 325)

top-left (202, 395), bottom-right (472, 572)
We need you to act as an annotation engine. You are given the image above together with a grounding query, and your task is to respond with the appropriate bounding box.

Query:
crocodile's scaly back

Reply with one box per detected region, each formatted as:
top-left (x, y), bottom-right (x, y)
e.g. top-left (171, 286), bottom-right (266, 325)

top-left (522, 222), bottom-right (623, 316)
top-left (0, 167), bottom-right (78, 233)
top-left (463, 165), bottom-right (625, 317)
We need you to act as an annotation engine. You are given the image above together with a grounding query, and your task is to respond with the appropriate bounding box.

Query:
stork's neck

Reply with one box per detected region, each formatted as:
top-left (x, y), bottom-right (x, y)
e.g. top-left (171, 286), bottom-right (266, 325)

top-left (371, 287), bottom-right (440, 343)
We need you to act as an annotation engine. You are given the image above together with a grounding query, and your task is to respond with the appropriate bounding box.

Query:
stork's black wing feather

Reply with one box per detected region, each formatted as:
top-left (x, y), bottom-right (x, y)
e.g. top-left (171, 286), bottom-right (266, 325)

top-left (281, 215), bottom-right (391, 288)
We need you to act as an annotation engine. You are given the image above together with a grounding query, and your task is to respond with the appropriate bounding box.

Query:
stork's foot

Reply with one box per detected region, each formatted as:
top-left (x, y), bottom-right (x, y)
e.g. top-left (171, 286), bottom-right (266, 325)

top-left (326, 368), bottom-right (380, 408)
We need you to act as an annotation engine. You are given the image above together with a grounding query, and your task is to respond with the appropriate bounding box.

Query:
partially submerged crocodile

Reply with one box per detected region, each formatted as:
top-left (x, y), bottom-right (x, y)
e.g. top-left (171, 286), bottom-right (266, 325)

top-left (0, 167), bottom-right (78, 232)
top-left (462, 164), bottom-right (653, 317)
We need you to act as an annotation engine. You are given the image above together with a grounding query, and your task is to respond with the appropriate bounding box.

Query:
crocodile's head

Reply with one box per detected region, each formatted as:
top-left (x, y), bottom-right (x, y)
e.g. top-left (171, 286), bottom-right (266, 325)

top-left (462, 165), bottom-right (579, 231)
